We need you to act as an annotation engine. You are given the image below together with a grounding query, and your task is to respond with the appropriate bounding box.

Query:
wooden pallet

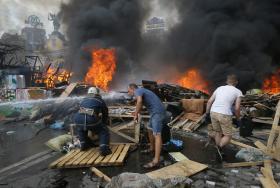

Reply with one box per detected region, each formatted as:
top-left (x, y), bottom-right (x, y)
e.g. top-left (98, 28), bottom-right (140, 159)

top-left (49, 144), bottom-right (130, 169)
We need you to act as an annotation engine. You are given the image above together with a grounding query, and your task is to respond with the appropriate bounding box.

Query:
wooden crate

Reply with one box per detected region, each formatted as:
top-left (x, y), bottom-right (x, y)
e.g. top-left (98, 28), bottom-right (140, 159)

top-left (49, 144), bottom-right (130, 169)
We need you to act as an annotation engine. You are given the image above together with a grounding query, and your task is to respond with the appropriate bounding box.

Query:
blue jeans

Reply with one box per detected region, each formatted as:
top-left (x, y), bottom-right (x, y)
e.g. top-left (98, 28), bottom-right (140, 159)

top-left (77, 123), bottom-right (110, 147)
top-left (148, 113), bottom-right (167, 135)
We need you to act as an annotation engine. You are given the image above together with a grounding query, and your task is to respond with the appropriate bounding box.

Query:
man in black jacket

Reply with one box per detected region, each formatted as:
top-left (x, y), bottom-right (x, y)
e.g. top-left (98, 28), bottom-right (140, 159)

top-left (74, 87), bottom-right (111, 156)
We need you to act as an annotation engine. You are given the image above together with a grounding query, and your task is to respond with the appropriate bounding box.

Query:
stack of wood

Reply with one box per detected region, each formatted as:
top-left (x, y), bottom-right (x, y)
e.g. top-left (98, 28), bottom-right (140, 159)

top-left (157, 83), bottom-right (209, 102)
top-left (168, 99), bottom-right (206, 132)
top-left (241, 93), bottom-right (280, 125)
top-left (108, 106), bottom-right (136, 116)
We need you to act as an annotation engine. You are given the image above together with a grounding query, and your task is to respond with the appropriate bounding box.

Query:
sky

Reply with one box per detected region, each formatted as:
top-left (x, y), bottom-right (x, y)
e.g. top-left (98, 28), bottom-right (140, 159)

top-left (0, 0), bottom-right (68, 36)
top-left (0, 0), bottom-right (178, 37)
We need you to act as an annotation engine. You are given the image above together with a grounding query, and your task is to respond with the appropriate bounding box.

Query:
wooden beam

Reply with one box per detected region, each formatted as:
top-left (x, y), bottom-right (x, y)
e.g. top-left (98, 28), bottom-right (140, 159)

top-left (230, 140), bottom-right (257, 149)
top-left (259, 160), bottom-right (279, 188)
top-left (267, 100), bottom-right (280, 150)
top-left (168, 152), bottom-right (189, 162)
top-left (254, 141), bottom-right (268, 154)
top-left (223, 161), bottom-right (264, 168)
top-left (168, 112), bottom-right (185, 126)
top-left (91, 167), bottom-right (111, 182)
top-left (108, 127), bottom-right (137, 143)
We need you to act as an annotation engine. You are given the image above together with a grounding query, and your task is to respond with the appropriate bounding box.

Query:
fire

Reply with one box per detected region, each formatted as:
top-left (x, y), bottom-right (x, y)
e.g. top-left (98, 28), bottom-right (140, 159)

top-left (35, 67), bottom-right (72, 89)
top-left (176, 69), bottom-right (209, 94)
top-left (262, 69), bottom-right (280, 94)
top-left (85, 48), bottom-right (116, 91)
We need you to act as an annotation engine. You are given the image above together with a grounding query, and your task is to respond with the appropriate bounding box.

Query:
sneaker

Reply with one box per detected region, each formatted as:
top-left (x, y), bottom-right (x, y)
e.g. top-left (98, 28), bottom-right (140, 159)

top-left (100, 146), bottom-right (112, 156)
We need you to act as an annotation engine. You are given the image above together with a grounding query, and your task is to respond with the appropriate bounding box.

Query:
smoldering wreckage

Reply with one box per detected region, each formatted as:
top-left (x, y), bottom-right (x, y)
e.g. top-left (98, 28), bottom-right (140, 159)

top-left (1, 0), bottom-right (280, 188)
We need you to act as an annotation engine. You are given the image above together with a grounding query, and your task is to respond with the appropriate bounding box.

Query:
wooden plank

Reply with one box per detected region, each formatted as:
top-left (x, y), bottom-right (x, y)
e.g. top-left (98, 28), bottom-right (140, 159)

top-left (230, 140), bottom-right (257, 149)
top-left (56, 150), bottom-right (80, 168)
top-left (223, 161), bottom-right (264, 168)
top-left (115, 144), bottom-right (130, 165)
top-left (79, 148), bottom-right (98, 166)
top-left (259, 159), bottom-right (279, 188)
top-left (72, 148), bottom-right (94, 166)
top-left (259, 177), bottom-right (276, 188)
top-left (167, 112), bottom-right (185, 126)
top-left (264, 160), bottom-right (274, 180)
top-left (192, 114), bottom-right (206, 131)
top-left (267, 100), bottom-right (280, 149)
top-left (112, 121), bottom-right (135, 131)
top-left (173, 119), bottom-right (189, 130)
top-left (59, 83), bottom-right (77, 98)
top-left (49, 150), bottom-right (77, 168)
top-left (146, 159), bottom-right (208, 179)
top-left (91, 167), bottom-right (111, 182)
top-left (99, 146), bottom-right (119, 166)
top-left (254, 141), bottom-right (268, 153)
top-left (108, 127), bottom-right (136, 143)
top-left (252, 118), bottom-right (273, 125)
top-left (94, 155), bottom-right (106, 165)
top-left (109, 145), bottom-right (125, 163)
top-left (87, 149), bottom-right (102, 165)
top-left (64, 150), bottom-right (88, 167)
top-left (168, 152), bottom-right (189, 162)
top-left (134, 117), bottom-right (141, 143)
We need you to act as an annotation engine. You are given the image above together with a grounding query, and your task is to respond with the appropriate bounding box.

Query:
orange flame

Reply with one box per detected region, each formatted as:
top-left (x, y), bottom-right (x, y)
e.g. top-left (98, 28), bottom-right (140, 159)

top-left (35, 67), bottom-right (72, 89)
top-left (176, 69), bottom-right (209, 94)
top-left (262, 69), bottom-right (280, 94)
top-left (85, 48), bottom-right (116, 91)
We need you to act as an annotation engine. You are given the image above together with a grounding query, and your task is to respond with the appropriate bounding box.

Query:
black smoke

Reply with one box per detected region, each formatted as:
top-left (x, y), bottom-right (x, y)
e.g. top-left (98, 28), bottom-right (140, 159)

top-left (158, 0), bottom-right (280, 91)
top-left (60, 0), bottom-right (150, 88)
top-left (60, 0), bottom-right (280, 92)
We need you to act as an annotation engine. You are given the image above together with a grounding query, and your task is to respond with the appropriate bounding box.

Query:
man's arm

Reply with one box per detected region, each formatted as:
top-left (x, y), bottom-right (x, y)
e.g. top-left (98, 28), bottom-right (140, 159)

top-left (234, 97), bottom-right (241, 120)
top-left (206, 94), bottom-right (216, 113)
top-left (134, 96), bottom-right (143, 121)
top-left (101, 102), bottom-right (109, 124)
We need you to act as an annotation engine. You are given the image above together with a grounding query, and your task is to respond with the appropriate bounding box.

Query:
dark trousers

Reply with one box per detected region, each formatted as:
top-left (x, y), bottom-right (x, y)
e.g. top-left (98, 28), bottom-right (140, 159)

top-left (77, 124), bottom-right (110, 147)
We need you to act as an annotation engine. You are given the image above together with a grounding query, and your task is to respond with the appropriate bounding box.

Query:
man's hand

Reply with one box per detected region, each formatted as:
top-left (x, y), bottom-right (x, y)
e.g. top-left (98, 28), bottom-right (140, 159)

top-left (133, 113), bottom-right (139, 122)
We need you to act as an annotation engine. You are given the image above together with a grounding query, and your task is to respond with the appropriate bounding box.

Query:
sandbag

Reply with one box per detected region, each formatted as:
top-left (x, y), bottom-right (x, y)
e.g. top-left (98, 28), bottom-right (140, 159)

top-left (45, 134), bottom-right (72, 152)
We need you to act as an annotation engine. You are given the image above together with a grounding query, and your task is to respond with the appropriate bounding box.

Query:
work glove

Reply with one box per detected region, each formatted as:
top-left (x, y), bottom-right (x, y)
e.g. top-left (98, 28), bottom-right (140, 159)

top-left (205, 113), bottom-right (211, 124)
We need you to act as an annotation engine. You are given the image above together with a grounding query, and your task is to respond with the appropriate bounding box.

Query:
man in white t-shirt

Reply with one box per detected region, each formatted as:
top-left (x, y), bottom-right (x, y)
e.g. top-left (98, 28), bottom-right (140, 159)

top-left (206, 74), bottom-right (243, 160)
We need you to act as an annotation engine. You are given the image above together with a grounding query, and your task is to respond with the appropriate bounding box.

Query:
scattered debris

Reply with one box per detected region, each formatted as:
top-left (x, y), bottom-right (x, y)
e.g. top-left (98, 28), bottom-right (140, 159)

top-left (91, 167), bottom-right (111, 182)
top-left (106, 172), bottom-right (192, 188)
top-left (223, 161), bottom-right (265, 168)
top-left (6, 131), bottom-right (15, 135)
top-left (146, 159), bottom-right (208, 180)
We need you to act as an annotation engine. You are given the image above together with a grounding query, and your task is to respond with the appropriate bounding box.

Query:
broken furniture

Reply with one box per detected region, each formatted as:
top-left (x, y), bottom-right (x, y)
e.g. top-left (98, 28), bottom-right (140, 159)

top-left (49, 144), bottom-right (130, 168)
top-left (170, 99), bottom-right (206, 132)
top-left (254, 100), bottom-right (280, 161)
top-left (108, 106), bottom-right (147, 143)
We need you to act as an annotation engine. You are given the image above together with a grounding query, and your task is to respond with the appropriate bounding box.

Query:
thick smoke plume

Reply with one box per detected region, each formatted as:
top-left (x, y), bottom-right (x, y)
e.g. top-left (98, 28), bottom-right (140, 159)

top-left (60, 0), bottom-right (150, 89)
top-left (61, 0), bottom-right (280, 92)
top-left (158, 0), bottom-right (280, 91)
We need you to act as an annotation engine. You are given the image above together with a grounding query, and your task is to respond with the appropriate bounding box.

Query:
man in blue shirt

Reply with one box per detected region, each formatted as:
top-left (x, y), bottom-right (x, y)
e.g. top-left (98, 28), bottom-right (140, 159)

top-left (128, 83), bottom-right (167, 169)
